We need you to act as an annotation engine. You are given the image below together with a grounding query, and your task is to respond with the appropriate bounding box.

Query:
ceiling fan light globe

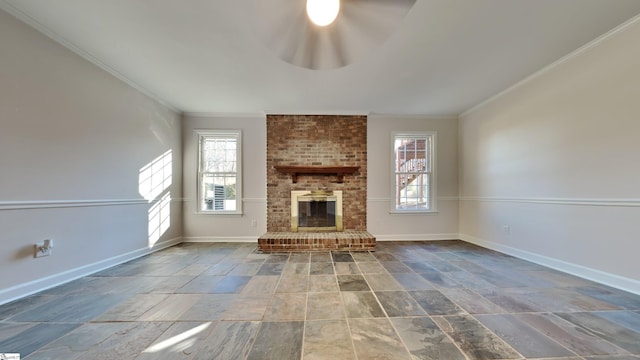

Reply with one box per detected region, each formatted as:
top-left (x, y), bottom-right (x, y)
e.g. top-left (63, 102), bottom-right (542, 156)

top-left (306, 0), bottom-right (340, 26)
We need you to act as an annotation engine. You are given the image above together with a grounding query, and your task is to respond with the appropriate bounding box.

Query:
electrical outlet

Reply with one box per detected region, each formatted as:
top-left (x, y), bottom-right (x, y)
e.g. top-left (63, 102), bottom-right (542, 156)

top-left (34, 239), bottom-right (53, 258)
top-left (251, 219), bottom-right (257, 228)
top-left (502, 225), bottom-right (510, 234)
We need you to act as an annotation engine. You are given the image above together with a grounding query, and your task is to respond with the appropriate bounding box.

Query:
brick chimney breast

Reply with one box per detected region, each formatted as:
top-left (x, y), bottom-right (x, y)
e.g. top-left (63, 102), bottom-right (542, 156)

top-left (266, 115), bottom-right (368, 233)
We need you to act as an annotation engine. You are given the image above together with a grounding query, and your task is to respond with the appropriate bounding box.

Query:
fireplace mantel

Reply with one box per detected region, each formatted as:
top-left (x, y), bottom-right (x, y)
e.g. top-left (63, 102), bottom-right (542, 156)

top-left (275, 165), bottom-right (359, 183)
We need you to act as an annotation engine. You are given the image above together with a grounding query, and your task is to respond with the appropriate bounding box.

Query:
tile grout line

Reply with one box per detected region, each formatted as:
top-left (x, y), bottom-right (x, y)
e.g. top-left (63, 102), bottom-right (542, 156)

top-left (243, 248), bottom-right (277, 360)
top-left (334, 252), bottom-right (359, 360)
top-left (503, 312), bottom-right (583, 359)
top-left (299, 252), bottom-right (310, 360)
top-left (244, 251), bottom-right (289, 360)
top-left (344, 251), bottom-right (366, 360)
top-left (436, 285), bottom-right (574, 359)
top-left (528, 311), bottom-right (632, 358)
top-left (371, 250), bottom-right (494, 360)
top-left (415, 264), bottom-right (513, 360)
top-left (403, 250), bottom-right (584, 360)
top-left (352, 251), bottom-right (415, 360)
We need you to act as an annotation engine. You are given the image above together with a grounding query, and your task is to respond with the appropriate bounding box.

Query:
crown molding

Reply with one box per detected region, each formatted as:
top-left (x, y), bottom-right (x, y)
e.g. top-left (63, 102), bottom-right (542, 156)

top-left (182, 112), bottom-right (267, 119)
top-left (265, 111), bottom-right (369, 116)
top-left (461, 13), bottom-right (640, 118)
top-left (0, 0), bottom-right (181, 114)
top-left (368, 113), bottom-right (458, 120)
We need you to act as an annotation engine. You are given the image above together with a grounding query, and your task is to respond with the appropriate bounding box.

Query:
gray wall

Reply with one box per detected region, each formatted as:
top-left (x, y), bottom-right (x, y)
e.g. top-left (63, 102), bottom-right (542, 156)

top-left (0, 10), bottom-right (183, 304)
top-left (367, 115), bottom-right (459, 240)
top-left (181, 114), bottom-right (460, 243)
top-left (181, 114), bottom-right (267, 241)
top-left (459, 19), bottom-right (640, 293)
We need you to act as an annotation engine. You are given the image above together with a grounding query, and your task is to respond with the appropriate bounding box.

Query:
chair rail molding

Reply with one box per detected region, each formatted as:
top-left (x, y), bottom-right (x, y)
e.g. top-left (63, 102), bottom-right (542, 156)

top-left (0, 198), bottom-right (148, 211)
top-left (459, 196), bottom-right (640, 207)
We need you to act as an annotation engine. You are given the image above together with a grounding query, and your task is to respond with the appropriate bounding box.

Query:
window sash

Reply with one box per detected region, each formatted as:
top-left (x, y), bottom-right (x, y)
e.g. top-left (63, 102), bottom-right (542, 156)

top-left (197, 130), bottom-right (242, 214)
top-left (391, 132), bottom-right (436, 213)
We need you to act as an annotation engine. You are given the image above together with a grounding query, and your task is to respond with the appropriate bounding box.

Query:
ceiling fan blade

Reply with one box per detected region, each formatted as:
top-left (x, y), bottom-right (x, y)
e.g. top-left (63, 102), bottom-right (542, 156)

top-left (341, 0), bottom-right (416, 40)
top-left (347, 0), bottom-right (416, 7)
top-left (253, 0), bottom-right (305, 61)
top-left (328, 24), bottom-right (349, 68)
top-left (272, 11), bottom-right (352, 70)
top-left (306, 22), bottom-right (349, 69)
top-left (297, 22), bottom-right (319, 69)
top-left (252, 0), bottom-right (416, 70)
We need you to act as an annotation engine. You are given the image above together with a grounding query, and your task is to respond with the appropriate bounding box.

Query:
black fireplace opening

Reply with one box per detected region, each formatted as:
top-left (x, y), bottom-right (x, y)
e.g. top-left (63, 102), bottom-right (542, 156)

top-left (298, 200), bottom-right (336, 228)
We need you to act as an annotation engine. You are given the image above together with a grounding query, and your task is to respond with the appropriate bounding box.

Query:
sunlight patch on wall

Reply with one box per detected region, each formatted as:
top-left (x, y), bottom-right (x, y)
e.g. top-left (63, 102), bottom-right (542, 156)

top-left (139, 150), bottom-right (172, 201)
top-left (139, 150), bottom-right (173, 248)
top-left (148, 192), bottom-right (171, 248)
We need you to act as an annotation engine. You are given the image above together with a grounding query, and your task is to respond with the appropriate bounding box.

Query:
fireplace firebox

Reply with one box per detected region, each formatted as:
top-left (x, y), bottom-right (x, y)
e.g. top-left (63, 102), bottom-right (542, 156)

top-left (291, 190), bottom-right (343, 232)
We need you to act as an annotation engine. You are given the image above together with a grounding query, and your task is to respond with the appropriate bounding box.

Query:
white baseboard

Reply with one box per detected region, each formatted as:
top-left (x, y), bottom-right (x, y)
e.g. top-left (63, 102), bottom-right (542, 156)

top-left (182, 236), bottom-right (258, 243)
top-left (375, 233), bottom-right (459, 241)
top-left (460, 234), bottom-right (640, 295)
top-left (0, 237), bottom-right (182, 306)
top-left (184, 234), bottom-right (458, 242)
top-left (5, 232), bottom-right (635, 306)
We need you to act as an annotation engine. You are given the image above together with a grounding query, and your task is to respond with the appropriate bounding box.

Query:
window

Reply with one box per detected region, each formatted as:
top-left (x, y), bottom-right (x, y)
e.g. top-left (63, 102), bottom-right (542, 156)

top-left (197, 130), bottom-right (242, 214)
top-left (391, 131), bottom-right (436, 212)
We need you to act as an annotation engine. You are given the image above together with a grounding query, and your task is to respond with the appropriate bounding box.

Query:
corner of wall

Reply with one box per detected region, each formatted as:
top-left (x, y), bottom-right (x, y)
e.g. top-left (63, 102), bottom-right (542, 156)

top-left (460, 233), bottom-right (640, 296)
top-left (0, 236), bottom-right (182, 305)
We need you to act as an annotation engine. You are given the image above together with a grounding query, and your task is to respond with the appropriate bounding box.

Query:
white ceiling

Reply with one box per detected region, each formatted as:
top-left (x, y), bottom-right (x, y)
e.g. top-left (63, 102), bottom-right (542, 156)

top-left (2, 0), bottom-right (640, 115)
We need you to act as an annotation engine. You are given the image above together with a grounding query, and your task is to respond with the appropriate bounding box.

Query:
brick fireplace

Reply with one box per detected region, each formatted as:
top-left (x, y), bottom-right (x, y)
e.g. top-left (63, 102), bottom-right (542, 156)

top-left (258, 114), bottom-right (375, 251)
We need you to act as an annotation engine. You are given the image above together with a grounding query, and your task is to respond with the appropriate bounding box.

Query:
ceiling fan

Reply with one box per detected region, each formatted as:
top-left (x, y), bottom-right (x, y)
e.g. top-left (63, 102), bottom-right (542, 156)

top-left (253, 0), bottom-right (417, 70)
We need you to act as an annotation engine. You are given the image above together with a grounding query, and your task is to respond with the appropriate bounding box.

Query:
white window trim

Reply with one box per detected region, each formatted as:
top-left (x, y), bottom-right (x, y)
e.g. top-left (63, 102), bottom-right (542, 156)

top-left (195, 129), bottom-right (243, 215)
top-left (390, 131), bottom-right (437, 214)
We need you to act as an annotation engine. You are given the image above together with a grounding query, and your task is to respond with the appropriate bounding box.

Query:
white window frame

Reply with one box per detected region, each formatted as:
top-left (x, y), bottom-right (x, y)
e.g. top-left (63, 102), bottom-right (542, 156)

top-left (196, 129), bottom-right (242, 215)
top-left (390, 131), bottom-right (437, 213)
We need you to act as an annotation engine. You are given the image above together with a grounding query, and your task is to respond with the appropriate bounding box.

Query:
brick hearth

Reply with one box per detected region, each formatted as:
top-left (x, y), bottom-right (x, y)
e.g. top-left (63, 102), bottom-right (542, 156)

top-left (258, 231), bottom-right (375, 252)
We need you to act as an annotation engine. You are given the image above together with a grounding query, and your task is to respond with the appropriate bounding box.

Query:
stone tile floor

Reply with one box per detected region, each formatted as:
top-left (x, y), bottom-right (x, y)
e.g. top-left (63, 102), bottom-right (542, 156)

top-left (0, 240), bottom-right (639, 359)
